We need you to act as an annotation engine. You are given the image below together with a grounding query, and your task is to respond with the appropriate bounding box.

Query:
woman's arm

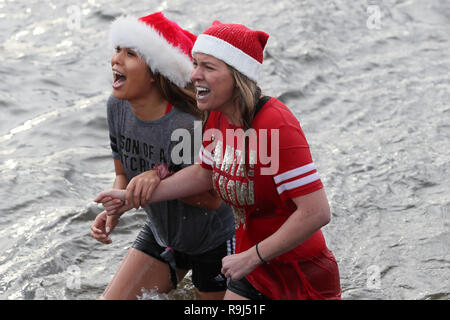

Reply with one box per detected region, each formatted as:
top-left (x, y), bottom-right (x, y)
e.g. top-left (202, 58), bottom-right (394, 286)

top-left (128, 163), bottom-right (213, 206)
top-left (98, 159), bottom-right (129, 212)
top-left (179, 190), bottom-right (223, 210)
top-left (125, 165), bottom-right (220, 210)
top-left (221, 188), bottom-right (331, 280)
top-left (90, 159), bottom-right (128, 243)
top-left (113, 159), bottom-right (128, 189)
top-left (95, 164), bottom-right (213, 212)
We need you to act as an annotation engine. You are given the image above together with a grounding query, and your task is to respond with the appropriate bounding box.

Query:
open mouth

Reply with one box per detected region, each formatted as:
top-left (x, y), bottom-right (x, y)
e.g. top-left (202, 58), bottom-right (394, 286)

top-left (196, 86), bottom-right (210, 100)
top-left (112, 70), bottom-right (126, 89)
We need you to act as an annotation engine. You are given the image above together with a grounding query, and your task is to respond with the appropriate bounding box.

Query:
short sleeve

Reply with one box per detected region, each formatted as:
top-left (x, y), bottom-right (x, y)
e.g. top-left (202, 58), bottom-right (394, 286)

top-left (107, 95), bottom-right (121, 160)
top-left (273, 124), bottom-right (323, 202)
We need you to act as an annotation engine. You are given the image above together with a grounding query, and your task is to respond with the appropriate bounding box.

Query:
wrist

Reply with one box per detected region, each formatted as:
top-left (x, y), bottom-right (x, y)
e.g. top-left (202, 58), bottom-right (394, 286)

top-left (154, 164), bottom-right (173, 180)
top-left (243, 247), bottom-right (262, 271)
top-left (255, 242), bottom-right (269, 265)
top-left (247, 244), bottom-right (267, 268)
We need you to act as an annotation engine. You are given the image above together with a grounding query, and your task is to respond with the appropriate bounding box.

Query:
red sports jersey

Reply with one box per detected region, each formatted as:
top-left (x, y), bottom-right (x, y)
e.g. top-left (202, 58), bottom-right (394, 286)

top-left (199, 97), bottom-right (341, 299)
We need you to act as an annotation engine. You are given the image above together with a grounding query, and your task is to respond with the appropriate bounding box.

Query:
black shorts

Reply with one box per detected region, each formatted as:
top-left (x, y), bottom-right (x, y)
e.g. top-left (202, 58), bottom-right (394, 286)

top-left (227, 277), bottom-right (271, 300)
top-left (132, 222), bottom-right (235, 292)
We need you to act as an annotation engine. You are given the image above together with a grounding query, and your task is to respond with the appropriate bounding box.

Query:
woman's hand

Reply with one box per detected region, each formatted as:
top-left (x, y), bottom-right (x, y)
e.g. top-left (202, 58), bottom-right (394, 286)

top-left (125, 170), bottom-right (161, 209)
top-left (90, 211), bottom-right (120, 244)
top-left (94, 189), bottom-right (134, 217)
top-left (221, 247), bottom-right (262, 281)
top-left (94, 189), bottom-right (126, 203)
top-left (99, 196), bottom-right (125, 213)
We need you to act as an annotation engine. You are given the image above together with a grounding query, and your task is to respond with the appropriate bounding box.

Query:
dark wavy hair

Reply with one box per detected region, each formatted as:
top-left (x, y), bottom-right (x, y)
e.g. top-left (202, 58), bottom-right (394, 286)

top-left (150, 69), bottom-right (202, 119)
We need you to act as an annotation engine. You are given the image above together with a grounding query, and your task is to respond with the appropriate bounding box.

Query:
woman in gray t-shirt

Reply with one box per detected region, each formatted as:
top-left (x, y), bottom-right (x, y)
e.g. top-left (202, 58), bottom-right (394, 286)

top-left (89, 12), bottom-right (234, 300)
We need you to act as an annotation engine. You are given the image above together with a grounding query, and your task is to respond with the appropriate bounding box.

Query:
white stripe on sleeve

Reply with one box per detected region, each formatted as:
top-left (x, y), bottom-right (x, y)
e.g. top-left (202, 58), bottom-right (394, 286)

top-left (276, 172), bottom-right (320, 195)
top-left (273, 163), bottom-right (316, 184)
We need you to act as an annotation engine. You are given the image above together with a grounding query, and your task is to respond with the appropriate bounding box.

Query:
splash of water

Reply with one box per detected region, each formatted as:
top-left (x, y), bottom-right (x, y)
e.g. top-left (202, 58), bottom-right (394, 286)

top-left (137, 287), bottom-right (170, 300)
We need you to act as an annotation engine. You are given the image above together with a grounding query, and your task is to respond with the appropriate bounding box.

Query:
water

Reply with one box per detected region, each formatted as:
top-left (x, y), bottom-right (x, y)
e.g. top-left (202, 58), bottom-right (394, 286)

top-left (0, 0), bottom-right (448, 300)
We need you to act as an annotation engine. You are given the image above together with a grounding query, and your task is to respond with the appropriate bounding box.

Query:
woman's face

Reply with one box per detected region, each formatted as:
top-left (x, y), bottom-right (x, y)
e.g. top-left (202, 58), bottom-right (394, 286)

top-left (190, 53), bottom-right (235, 113)
top-left (110, 47), bottom-right (154, 101)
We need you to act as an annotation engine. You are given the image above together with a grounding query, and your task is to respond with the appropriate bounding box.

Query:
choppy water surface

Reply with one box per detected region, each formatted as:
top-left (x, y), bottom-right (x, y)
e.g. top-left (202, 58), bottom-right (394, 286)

top-left (0, 0), bottom-right (448, 300)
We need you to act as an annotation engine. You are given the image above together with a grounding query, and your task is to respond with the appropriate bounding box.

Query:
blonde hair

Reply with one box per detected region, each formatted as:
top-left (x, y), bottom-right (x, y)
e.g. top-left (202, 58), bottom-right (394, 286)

top-left (230, 66), bottom-right (262, 130)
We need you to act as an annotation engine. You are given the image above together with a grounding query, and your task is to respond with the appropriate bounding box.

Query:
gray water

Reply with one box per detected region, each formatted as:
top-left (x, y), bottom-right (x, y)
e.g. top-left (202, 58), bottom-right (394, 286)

top-left (0, 0), bottom-right (448, 300)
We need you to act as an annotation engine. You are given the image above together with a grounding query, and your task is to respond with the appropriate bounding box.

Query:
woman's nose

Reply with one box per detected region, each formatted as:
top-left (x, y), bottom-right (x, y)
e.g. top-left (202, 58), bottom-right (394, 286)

top-left (111, 50), bottom-right (122, 66)
top-left (190, 65), bottom-right (202, 83)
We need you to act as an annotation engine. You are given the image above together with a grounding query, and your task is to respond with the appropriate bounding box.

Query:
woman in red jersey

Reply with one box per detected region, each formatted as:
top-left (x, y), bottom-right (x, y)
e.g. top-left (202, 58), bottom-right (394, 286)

top-left (96, 20), bottom-right (341, 300)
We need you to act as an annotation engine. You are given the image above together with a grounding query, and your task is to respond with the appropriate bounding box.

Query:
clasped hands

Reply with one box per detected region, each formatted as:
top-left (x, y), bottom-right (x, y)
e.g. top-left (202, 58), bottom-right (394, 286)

top-left (90, 170), bottom-right (160, 244)
top-left (94, 169), bottom-right (161, 217)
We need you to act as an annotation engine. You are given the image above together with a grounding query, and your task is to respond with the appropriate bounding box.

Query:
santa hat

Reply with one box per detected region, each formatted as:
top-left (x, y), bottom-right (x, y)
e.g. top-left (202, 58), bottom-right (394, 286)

top-left (109, 12), bottom-right (196, 88)
top-left (192, 21), bottom-right (269, 83)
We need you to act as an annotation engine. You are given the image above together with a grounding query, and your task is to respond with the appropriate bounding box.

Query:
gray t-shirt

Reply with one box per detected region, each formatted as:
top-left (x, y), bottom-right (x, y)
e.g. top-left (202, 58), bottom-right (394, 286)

top-left (107, 95), bottom-right (235, 254)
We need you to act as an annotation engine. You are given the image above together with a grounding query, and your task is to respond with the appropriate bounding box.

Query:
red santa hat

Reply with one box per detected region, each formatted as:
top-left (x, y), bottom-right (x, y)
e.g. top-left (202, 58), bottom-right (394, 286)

top-left (109, 12), bottom-right (196, 87)
top-left (192, 21), bottom-right (269, 83)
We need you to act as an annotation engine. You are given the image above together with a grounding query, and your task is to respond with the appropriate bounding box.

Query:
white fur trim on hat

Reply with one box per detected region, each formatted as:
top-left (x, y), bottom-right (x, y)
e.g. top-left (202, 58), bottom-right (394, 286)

top-left (192, 34), bottom-right (262, 82)
top-left (109, 16), bottom-right (193, 87)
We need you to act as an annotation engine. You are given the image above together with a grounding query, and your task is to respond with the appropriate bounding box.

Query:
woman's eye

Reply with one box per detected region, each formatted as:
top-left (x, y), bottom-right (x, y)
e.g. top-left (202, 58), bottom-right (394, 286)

top-left (127, 51), bottom-right (136, 57)
top-left (115, 46), bottom-right (121, 52)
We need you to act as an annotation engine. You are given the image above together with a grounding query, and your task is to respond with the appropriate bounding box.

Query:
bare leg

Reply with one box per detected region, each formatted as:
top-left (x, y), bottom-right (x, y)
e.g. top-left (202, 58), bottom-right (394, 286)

top-left (223, 289), bottom-right (249, 300)
top-left (100, 248), bottom-right (187, 300)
